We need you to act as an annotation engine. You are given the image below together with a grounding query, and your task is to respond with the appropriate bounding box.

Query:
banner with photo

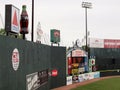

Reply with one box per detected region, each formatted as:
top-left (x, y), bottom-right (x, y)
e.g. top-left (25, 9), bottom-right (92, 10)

top-left (26, 69), bottom-right (48, 90)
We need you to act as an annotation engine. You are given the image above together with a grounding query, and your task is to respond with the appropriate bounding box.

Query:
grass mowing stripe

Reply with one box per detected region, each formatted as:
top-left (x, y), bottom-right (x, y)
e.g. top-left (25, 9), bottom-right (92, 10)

top-left (72, 77), bottom-right (120, 90)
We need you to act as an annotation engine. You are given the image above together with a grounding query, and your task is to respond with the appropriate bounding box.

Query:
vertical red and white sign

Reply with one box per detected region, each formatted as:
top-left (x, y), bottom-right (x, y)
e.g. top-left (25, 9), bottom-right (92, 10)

top-left (68, 57), bottom-right (72, 75)
top-left (12, 48), bottom-right (20, 71)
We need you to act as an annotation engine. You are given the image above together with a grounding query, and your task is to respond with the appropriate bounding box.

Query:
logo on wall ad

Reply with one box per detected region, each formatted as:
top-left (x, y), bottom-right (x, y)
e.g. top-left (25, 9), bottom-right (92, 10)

top-left (51, 69), bottom-right (58, 77)
top-left (12, 48), bottom-right (20, 71)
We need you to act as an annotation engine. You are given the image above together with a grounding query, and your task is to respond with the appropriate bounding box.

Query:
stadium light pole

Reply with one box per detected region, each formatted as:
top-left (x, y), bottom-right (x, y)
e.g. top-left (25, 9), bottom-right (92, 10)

top-left (31, 0), bottom-right (34, 42)
top-left (82, 2), bottom-right (92, 52)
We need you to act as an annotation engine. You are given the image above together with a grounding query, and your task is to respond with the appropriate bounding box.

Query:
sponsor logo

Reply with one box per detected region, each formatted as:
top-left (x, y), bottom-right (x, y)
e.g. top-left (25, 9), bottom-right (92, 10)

top-left (12, 48), bottom-right (19, 71)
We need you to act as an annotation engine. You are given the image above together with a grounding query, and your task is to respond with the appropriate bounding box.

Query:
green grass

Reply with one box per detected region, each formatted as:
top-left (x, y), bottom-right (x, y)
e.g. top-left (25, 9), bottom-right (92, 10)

top-left (72, 77), bottom-right (120, 90)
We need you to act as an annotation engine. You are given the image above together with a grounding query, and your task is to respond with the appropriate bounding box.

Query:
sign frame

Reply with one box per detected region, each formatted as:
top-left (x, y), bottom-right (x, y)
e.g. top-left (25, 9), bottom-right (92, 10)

top-left (5, 4), bottom-right (20, 34)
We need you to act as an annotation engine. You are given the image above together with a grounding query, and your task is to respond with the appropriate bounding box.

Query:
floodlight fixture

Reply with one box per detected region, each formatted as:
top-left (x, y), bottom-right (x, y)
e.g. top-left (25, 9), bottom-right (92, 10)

top-left (82, 2), bottom-right (92, 8)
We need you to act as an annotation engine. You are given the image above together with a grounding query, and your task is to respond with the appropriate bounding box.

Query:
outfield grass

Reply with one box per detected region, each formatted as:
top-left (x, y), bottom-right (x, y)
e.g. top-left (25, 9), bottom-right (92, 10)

top-left (72, 77), bottom-right (120, 90)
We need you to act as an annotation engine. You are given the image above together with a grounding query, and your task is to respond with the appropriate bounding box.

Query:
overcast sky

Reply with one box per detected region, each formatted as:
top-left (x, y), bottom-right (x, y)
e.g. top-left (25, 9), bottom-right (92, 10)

top-left (0, 0), bottom-right (120, 47)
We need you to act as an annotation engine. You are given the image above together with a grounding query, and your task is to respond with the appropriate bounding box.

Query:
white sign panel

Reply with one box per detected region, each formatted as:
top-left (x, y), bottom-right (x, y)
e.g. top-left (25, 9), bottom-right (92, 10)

top-left (78, 72), bottom-right (100, 83)
top-left (78, 74), bottom-right (84, 82)
top-left (89, 38), bottom-right (104, 48)
top-left (88, 72), bottom-right (94, 80)
top-left (12, 48), bottom-right (20, 71)
top-left (72, 49), bottom-right (86, 57)
top-left (26, 72), bottom-right (38, 90)
top-left (66, 76), bottom-right (72, 85)
top-left (11, 5), bottom-right (20, 33)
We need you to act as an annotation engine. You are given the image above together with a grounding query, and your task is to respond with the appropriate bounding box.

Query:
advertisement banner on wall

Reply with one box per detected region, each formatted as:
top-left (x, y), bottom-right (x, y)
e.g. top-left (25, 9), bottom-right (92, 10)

top-left (94, 72), bottom-right (100, 78)
top-left (88, 72), bottom-right (94, 80)
top-left (89, 58), bottom-right (95, 66)
top-left (72, 49), bottom-right (86, 57)
top-left (90, 38), bottom-right (120, 48)
top-left (84, 57), bottom-right (88, 72)
top-left (89, 57), bottom-right (96, 72)
top-left (26, 69), bottom-right (48, 90)
top-left (66, 76), bottom-right (72, 85)
top-left (26, 72), bottom-right (38, 90)
top-left (37, 70), bottom-right (48, 86)
top-left (83, 73), bottom-right (89, 80)
top-left (78, 67), bottom-right (85, 73)
top-left (104, 39), bottom-right (120, 48)
top-left (89, 38), bottom-right (104, 48)
top-left (78, 72), bottom-right (100, 83)
top-left (51, 69), bottom-right (58, 77)
top-left (71, 68), bottom-right (79, 75)
top-left (78, 74), bottom-right (84, 82)
top-left (68, 57), bottom-right (72, 75)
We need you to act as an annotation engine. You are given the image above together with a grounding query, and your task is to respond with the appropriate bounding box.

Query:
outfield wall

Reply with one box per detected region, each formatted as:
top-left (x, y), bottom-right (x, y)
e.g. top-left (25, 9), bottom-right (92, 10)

top-left (90, 48), bottom-right (120, 70)
top-left (0, 35), bottom-right (66, 90)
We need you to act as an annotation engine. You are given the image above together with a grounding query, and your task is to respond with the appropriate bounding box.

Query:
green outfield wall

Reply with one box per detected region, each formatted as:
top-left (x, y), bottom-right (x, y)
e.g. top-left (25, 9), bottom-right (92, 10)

top-left (0, 35), bottom-right (66, 90)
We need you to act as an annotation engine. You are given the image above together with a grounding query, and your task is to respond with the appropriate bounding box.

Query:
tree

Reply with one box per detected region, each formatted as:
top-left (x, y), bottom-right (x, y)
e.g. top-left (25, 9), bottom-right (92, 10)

top-left (0, 28), bottom-right (6, 35)
top-left (0, 28), bottom-right (22, 39)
